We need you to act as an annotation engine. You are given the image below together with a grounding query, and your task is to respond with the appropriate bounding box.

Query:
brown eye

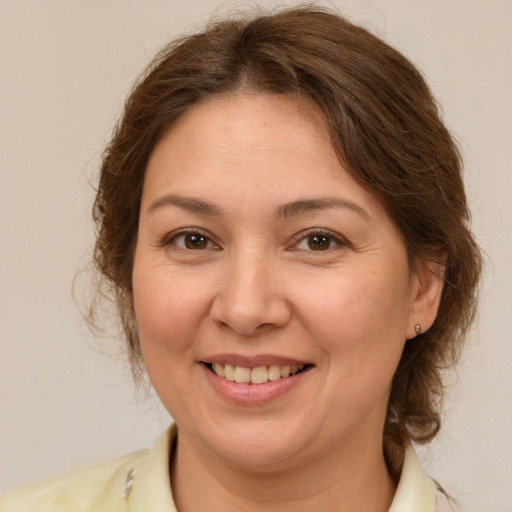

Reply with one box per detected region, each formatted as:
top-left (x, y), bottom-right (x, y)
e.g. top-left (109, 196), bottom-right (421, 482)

top-left (307, 235), bottom-right (331, 251)
top-left (170, 232), bottom-right (214, 250)
top-left (184, 233), bottom-right (209, 249)
top-left (293, 231), bottom-right (345, 252)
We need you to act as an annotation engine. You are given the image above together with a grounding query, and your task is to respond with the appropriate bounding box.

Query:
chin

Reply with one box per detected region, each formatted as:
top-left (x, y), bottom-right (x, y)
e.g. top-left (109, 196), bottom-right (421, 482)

top-left (199, 418), bottom-right (312, 470)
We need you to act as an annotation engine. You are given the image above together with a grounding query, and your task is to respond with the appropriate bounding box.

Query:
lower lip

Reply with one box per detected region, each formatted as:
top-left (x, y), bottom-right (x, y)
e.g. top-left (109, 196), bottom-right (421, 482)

top-left (201, 364), bottom-right (310, 405)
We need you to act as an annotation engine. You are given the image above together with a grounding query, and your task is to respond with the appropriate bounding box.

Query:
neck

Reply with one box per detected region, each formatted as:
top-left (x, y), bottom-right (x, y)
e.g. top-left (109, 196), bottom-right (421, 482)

top-left (170, 429), bottom-right (396, 512)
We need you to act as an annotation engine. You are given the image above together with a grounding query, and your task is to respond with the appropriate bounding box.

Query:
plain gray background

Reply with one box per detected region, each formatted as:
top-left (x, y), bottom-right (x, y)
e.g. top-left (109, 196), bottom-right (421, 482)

top-left (1, 1), bottom-right (511, 510)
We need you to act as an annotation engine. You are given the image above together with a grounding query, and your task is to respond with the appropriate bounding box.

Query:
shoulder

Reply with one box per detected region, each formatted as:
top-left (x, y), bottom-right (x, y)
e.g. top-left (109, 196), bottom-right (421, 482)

top-left (0, 425), bottom-right (177, 512)
top-left (0, 450), bottom-right (147, 512)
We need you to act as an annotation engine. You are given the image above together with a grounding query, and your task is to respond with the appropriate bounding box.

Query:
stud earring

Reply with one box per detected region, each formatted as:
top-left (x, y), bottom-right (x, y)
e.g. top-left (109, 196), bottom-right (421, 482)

top-left (415, 324), bottom-right (421, 335)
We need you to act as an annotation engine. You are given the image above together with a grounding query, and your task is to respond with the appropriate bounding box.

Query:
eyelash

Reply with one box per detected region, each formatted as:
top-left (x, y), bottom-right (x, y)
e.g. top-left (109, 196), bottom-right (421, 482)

top-left (290, 229), bottom-right (350, 252)
top-left (162, 228), bottom-right (349, 253)
top-left (162, 228), bottom-right (220, 251)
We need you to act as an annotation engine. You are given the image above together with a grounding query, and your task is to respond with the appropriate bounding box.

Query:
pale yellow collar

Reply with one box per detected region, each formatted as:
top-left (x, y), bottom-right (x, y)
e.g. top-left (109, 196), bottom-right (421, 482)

top-left (128, 424), bottom-right (177, 512)
top-left (389, 441), bottom-right (437, 512)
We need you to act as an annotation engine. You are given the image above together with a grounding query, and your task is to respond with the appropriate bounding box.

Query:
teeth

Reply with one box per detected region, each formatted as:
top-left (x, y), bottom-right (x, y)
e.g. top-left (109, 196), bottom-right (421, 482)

top-left (234, 366), bottom-right (251, 383)
top-left (251, 366), bottom-right (268, 384)
top-left (212, 363), bottom-right (224, 378)
top-left (224, 364), bottom-right (235, 381)
top-left (268, 365), bottom-right (281, 381)
top-left (210, 363), bottom-right (305, 384)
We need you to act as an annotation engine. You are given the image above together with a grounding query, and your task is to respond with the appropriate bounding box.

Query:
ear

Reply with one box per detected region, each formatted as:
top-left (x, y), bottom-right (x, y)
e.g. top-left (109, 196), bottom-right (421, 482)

top-left (407, 254), bottom-right (446, 339)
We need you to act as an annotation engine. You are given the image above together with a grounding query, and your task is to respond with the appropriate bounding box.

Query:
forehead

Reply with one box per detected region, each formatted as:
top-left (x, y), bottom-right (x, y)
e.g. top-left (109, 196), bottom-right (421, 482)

top-left (162, 93), bottom-right (328, 152)
top-left (140, 92), bottom-right (394, 229)
top-left (144, 93), bottom-right (343, 191)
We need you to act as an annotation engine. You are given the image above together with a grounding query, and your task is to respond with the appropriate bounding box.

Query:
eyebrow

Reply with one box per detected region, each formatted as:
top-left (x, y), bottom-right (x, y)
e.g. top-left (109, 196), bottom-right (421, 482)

top-left (147, 194), bottom-right (223, 217)
top-left (276, 197), bottom-right (370, 220)
top-left (146, 194), bottom-right (370, 220)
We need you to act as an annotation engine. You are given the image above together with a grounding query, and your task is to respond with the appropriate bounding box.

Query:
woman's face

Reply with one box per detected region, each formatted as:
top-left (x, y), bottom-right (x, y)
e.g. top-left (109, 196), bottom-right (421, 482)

top-left (133, 93), bottom-right (430, 470)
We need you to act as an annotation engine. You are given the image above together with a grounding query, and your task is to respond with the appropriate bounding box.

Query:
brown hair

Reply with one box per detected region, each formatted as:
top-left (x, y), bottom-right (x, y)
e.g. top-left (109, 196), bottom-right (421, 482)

top-left (92, 5), bottom-right (481, 476)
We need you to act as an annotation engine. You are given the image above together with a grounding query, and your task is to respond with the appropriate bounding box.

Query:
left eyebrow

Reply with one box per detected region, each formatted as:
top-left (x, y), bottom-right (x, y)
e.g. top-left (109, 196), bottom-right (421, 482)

top-left (276, 197), bottom-right (371, 220)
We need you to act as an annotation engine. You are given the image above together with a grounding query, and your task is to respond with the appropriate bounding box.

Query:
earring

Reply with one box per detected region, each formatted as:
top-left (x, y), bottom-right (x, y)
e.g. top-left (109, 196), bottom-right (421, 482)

top-left (415, 324), bottom-right (422, 335)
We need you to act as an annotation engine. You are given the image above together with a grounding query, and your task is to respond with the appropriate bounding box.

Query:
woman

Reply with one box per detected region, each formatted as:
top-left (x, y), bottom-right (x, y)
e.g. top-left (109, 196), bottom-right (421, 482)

top-left (1, 6), bottom-right (481, 511)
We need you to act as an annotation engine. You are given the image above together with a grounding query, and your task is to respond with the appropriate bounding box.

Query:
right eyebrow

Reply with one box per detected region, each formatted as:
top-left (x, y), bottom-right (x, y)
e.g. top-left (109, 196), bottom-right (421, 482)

top-left (146, 194), bottom-right (223, 217)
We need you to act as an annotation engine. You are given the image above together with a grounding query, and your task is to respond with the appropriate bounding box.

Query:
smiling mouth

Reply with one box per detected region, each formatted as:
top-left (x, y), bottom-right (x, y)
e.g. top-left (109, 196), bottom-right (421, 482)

top-left (204, 362), bottom-right (310, 385)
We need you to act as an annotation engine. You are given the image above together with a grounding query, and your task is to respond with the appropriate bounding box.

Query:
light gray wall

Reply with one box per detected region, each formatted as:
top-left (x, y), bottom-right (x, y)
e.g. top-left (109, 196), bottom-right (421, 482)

top-left (1, 1), bottom-right (510, 510)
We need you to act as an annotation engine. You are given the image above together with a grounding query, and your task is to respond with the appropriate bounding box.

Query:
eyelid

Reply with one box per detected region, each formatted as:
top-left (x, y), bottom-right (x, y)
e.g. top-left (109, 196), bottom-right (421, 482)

top-left (159, 227), bottom-right (349, 251)
top-left (289, 228), bottom-right (351, 251)
top-left (161, 227), bottom-right (221, 250)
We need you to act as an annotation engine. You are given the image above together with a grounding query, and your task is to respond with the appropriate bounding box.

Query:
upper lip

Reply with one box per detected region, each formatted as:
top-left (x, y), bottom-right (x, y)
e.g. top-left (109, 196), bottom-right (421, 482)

top-left (201, 353), bottom-right (312, 368)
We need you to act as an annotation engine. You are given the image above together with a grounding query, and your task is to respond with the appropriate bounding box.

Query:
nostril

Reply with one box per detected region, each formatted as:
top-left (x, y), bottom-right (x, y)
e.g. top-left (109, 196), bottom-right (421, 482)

top-left (209, 282), bottom-right (291, 335)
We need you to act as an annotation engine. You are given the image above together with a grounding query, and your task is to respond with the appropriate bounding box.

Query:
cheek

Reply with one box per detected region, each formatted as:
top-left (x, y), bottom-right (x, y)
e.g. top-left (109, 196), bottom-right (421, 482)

top-left (296, 267), bottom-right (411, 375)
top-left (132, 270), bottom-right (209, 421)
top-left (132, 264), bottom-right (212, 358)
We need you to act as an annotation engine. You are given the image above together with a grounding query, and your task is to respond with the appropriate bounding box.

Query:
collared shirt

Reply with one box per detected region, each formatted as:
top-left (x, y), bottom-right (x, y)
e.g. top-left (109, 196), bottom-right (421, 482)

top-left (0, 425), bottom-right (452, 511)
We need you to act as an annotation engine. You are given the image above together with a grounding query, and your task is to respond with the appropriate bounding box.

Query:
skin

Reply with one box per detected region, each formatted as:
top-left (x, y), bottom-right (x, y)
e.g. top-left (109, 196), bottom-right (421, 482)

top-left (132, 93), bottom-right (444, 511)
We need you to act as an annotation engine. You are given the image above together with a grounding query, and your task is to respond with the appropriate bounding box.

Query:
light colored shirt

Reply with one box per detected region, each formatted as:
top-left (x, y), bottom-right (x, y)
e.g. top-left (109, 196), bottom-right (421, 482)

top-left (0, 424), bottom-right (452, 511)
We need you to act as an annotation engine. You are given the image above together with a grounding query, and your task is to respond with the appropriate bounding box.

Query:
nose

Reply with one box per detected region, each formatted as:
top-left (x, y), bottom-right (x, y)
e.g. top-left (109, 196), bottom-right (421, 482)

top-left (209, 251), bottom-right (291, 337)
